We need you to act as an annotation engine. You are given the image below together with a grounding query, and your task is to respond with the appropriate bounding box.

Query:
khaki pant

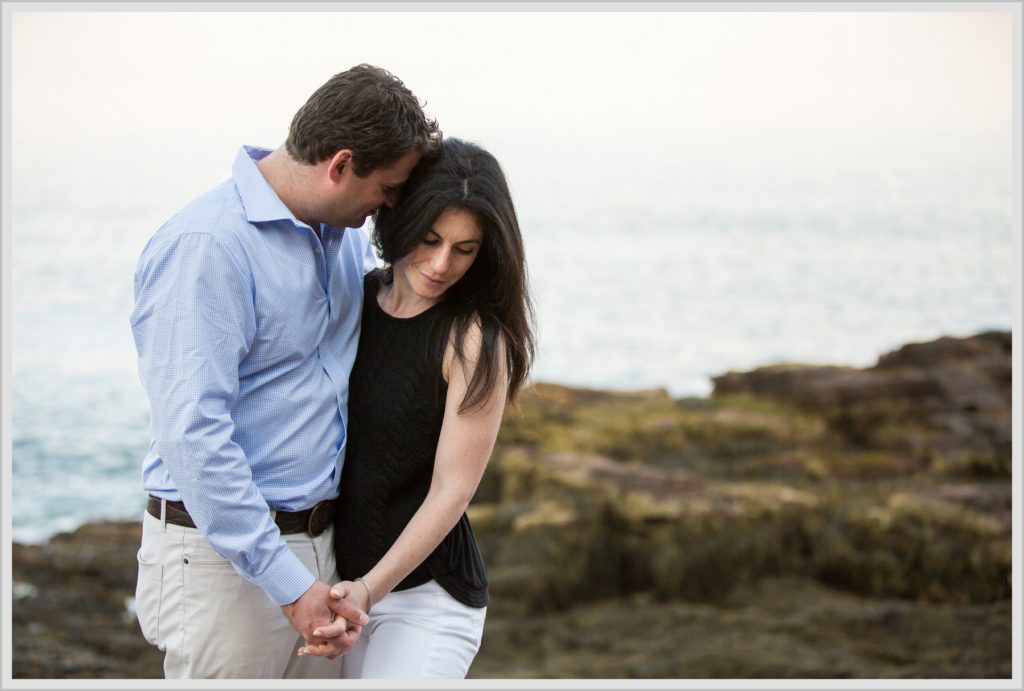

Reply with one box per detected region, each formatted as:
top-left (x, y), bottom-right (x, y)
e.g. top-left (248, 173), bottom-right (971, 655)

top-left (134, 507), bottom-right (342, 678)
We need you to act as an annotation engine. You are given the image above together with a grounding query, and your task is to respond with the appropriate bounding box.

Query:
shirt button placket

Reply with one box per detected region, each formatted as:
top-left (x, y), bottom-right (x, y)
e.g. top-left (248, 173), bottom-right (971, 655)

top-left (312, 236), bottom-right (328, 294)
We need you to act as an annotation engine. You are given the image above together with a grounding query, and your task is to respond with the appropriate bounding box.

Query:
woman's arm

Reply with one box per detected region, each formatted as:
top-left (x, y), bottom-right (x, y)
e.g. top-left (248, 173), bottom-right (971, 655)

top-left (300, 321), bottom-right (506, 656)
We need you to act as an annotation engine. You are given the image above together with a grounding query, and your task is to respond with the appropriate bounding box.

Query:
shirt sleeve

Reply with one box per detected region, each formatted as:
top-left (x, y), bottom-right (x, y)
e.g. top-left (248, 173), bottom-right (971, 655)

top-left (358, 228), bottom-right (379, 274)
top-left (130, 231), bottom-right (316, 605)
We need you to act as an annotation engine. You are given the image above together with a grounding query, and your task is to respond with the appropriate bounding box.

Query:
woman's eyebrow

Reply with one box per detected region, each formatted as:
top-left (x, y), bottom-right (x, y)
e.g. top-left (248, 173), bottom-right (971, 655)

top-left (426, 228), bottom-right (481, 245)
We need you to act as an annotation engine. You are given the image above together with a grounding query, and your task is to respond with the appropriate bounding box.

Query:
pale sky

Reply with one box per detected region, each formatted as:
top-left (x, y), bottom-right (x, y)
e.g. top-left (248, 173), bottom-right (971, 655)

top-left (10, 8), bottom-right (1014, 148)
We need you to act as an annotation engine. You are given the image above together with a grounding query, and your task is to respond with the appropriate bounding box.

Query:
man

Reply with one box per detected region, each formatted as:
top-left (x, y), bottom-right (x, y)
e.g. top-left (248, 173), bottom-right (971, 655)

top-left (130, 64), bottom-right (440, 678)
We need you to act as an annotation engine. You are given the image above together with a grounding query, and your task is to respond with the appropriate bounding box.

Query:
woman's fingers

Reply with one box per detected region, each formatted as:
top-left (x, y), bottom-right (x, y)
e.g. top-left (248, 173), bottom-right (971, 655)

top-left (298, 624), bottom-right (363, 658)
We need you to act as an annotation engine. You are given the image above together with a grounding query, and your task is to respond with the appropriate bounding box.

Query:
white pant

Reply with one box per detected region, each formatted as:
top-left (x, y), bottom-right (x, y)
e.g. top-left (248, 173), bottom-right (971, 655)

top-left (135, 508), bottom-right (342, 678)
top-left (340, 580), bottom-right (486, 679)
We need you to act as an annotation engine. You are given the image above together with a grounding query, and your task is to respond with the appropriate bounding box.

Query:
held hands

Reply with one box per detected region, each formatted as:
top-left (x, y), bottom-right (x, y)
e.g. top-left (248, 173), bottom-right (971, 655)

top-left (296, 580), bottom-right (372, 659)
top-left (282, 580), bottom-right (368, 659)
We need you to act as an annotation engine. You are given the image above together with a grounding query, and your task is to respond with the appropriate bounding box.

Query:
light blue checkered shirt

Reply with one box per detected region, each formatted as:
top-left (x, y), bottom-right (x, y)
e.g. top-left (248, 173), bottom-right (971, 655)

top-left (130, 146), bottom-right (376, 605)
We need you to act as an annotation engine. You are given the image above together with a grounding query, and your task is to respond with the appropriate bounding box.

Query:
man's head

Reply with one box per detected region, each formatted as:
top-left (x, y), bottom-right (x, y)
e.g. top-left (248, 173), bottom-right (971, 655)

top-left (283, 64), bottom-right (440, 228)
top-left (286, 64), bottom-right (441, 175)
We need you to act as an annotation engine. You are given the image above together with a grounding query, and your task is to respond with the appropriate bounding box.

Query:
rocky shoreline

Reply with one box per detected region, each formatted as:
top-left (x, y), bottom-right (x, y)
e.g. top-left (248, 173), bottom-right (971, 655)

top-left (11, 331), bottom-right (1013, 678)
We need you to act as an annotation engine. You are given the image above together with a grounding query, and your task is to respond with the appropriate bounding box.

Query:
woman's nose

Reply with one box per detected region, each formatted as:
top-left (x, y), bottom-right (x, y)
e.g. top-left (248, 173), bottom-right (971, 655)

top-left (431, 247), bottom-right (450, 272)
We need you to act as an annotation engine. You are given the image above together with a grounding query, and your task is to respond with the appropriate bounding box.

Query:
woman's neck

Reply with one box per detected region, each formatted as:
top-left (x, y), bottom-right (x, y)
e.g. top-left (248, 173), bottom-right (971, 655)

top-left (377, 280), bottom-right (440, 319)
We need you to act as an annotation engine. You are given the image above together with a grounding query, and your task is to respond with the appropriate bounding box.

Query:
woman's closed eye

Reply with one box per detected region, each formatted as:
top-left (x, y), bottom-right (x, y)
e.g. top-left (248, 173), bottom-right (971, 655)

top-left (420, 237), bottom-right (476, 256)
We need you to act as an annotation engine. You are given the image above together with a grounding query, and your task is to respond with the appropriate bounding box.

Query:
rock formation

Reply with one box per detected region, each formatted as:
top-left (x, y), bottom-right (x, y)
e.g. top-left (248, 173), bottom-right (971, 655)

top-left (11, 331), bottom-right (1012, 678)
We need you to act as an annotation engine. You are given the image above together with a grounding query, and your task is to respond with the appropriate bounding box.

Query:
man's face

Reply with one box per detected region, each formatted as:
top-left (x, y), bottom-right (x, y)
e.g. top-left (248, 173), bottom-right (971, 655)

top-left (327, 149), bottom-right (421, 229)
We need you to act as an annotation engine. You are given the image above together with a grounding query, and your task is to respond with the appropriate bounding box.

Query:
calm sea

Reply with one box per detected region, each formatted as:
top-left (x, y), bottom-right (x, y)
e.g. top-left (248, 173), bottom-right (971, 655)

top-left (9, 129), bottom-right (1014, 543)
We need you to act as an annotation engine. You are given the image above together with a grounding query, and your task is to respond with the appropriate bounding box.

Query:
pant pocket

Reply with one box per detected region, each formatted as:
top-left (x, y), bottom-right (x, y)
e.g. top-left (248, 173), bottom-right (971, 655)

top-left (135, 546), bottom-right (164, 647)
top-left (183, 533), bottom-right (235, 569)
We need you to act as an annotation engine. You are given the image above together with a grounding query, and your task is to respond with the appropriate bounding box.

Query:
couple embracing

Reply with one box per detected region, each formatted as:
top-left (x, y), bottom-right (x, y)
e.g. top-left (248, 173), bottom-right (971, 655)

top-left (129, 64), bottom-right (534, 679)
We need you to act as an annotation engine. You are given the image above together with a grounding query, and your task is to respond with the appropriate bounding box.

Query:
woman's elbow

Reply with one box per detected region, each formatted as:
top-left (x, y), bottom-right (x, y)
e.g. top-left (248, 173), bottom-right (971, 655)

top-left (431, 479), bottom-right (479, 515)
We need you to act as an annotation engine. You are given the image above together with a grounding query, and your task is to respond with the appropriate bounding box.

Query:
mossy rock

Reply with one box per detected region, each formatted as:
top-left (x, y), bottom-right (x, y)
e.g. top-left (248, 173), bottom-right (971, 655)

top-left (486, 500), bottom-right (623, 614)
top-left (811, 493), bottom-right (1010, 603)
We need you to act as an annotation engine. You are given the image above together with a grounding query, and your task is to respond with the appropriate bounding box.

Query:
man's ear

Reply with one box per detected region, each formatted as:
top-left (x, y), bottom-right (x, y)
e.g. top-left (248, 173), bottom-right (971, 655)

top-left (328, 149), bottom-right (354, 181)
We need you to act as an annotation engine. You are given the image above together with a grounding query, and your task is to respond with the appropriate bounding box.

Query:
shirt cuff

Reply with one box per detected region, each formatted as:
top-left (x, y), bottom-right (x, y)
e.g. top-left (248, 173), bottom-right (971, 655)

top-left (250, 546), bottom-right (317, 606)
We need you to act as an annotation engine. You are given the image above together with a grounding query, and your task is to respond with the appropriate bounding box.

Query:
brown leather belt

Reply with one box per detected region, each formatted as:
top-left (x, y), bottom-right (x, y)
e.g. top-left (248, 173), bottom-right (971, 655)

top-left (147, 495), bottom-right (333, 537)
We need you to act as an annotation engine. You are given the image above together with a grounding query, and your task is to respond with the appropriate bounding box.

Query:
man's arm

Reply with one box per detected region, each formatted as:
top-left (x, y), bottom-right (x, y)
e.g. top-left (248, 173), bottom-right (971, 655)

top-left (130, 231), bottom-right (318, 609)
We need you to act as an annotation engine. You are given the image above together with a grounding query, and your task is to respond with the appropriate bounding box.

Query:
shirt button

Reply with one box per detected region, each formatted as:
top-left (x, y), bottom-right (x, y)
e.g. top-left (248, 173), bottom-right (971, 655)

top-left (314, 247), bottom-right (321, 254)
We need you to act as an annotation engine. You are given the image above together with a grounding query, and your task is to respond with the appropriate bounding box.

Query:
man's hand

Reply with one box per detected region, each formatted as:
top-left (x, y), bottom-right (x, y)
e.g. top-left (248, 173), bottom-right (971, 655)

top-left (296, 581), bottom-right (370, 659)
top-left (282, 580), bottom-right (367, 658)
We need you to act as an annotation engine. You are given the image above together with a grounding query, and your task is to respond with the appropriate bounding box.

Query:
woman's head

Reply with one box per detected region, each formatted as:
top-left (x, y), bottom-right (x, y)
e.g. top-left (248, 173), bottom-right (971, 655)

top-left (372, 138), bottom-right (535, 409)
top-left (373, 138), bottom-right (523, 305)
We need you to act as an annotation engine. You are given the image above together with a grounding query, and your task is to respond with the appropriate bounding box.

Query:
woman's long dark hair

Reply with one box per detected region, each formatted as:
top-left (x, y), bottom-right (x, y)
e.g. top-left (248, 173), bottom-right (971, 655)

top-left (371, 138), bottom-right (536, 412)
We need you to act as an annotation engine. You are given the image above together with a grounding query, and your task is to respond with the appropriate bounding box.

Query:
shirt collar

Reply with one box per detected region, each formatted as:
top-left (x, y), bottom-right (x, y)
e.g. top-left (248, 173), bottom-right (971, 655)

top-left (232, 145), bottom-right (308, 227)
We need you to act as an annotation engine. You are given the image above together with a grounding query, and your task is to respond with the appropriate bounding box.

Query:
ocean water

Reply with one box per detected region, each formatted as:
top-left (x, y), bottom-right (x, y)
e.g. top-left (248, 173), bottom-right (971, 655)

top-left (8, 129), bottom-right (1015, 543)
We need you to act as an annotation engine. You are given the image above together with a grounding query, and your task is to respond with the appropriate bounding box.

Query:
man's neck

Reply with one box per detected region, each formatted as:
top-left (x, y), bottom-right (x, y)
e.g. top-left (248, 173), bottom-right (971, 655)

top-left (256, 147), bottom-right (320, 231)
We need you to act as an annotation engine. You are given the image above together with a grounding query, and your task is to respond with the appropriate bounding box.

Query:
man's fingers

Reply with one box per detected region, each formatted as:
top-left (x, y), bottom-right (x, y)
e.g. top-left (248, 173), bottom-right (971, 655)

top-left (299, 624), bottom-right (362, 658)
top-left (297, 641), bottom-right (339, 657)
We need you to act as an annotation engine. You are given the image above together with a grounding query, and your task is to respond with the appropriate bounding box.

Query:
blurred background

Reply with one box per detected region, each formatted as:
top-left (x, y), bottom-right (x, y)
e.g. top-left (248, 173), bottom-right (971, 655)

top-left (6, 7), bottom-right (1018, 679)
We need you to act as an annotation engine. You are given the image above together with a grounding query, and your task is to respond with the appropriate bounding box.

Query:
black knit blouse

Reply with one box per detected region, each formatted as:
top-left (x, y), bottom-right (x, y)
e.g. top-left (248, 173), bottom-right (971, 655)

top-left (333, 273), bottom-right (488, 608)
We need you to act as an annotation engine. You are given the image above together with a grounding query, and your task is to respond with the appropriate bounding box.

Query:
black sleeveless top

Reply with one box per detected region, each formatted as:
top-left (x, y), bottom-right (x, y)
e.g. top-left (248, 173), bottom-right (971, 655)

top-left (333, 274), bottom-right (488, 608)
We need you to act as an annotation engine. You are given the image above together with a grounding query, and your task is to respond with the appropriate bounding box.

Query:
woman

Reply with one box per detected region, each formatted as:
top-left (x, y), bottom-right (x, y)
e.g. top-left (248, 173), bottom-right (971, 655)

top-left (298, 138), bottom-right (535, 678)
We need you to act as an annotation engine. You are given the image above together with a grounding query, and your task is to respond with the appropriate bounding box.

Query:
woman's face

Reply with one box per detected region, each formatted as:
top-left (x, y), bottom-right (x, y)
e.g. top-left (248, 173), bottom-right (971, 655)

top-left (395, 206), bottom-right (484, 302)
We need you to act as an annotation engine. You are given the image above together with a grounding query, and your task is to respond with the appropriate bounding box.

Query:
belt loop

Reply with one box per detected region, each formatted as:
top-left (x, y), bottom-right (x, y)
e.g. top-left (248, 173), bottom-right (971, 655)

top-left (160, 498), bottom-right (168, 532)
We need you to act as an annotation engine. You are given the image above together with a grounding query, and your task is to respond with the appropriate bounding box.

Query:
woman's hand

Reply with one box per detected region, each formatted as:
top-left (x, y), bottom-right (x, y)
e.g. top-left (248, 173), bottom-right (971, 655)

top-left (296, 581), bottom-right (370, 659)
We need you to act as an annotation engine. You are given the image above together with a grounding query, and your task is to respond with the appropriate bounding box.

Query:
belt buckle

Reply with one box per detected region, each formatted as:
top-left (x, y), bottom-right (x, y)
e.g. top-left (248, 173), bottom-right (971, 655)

top-left (307, 501), bottom-right (332, 537)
